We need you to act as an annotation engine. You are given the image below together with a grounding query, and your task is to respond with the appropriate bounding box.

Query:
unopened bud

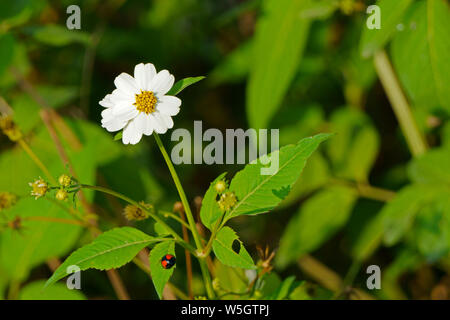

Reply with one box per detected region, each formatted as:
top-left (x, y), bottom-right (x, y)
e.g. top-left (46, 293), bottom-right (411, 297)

top-left (58, 174), bottom-right (72, 187)
top-left (55, 188), bottom-right (68, 201)
top-left (214, 180), bottom-right (227, 194)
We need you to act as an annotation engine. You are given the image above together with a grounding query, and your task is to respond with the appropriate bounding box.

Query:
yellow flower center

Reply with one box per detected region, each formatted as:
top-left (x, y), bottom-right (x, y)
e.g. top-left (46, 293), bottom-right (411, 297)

top-left (134, 90), bottom-right (158, 114)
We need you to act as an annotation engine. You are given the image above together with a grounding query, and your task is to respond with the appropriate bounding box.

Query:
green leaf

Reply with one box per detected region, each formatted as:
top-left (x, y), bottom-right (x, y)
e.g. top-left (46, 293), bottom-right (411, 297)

top-left (278, 152), bottom-right (329, 208)
top-left (413, 195), bottom-right (450, 262)
top-left (276, 186), bottom-right (357, 268)
top-left (382, 184), bottom-right (449, 246)
top-left (213, 259), bottom-right (250, 298)
top-left (359, 0), bottom-right (413, 58)
top-left (154, 222), bottom-right (170, 236)
top-left (299, 0), bottom-right (339, 20)
top-left (31, 25), bottom-right (90, 46)
top-left (391, 0), bottom-right (450, 113)
top-left (200, 173), bottom-right (227, 230)
top-left (382, 248), bottom-right (422, 299)
top-left (0, 0), bottom-right (30, 20)
top-left (149, 240), bottom-right (176, 299)
top-left (407, 148), bottom-right (450, 185)
top-left (351, 213), bottom-right (384, 261)
top-left (247, 0), bottom-right (311, 129)
top-left (0, 33), bottom-right (15, 77)
top-left (113, 132), bottom-right (123, 141)
top-left (227, 133), bottom-right (332, 218)
top-left (112, 77), bottom-right (204, 141)
top-left (427, 0), bottom-right (450, 111)
top-left (167, 76), bottom-right (205, 96)
top-left (212, 226), bottom-right (256, 269)
top-left (0, 198), bottom-right (82, 282)
top-left (210, 41), bottom-right (252, 85)
top-left (46, 227), bottom-right (159, 287)
top-left (326, 108), bottom-right (379, 182)
top-left (265, 276), bottom-right (297, 300)
top-left (19, 280), bottom-right (86, 300)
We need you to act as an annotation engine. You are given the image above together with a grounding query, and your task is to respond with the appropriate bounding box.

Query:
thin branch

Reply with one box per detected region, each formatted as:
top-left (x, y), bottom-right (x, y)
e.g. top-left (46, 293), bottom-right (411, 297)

top-left (106, 269), bottom-right (130, 300)
top-left (374, 51), bottom-right (428, 157)
top-left (176, 207), bottom-right (194, 299)
top-left (298, 254), bottom-right (374, 300)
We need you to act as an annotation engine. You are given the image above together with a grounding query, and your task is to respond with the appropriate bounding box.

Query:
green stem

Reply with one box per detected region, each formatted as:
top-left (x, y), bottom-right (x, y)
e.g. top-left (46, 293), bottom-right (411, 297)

top-left (202, 218), bottom-right (223, 257)
top-left (18, 139), bottom-right (57, 185)
top-left (159, 210), bottom-right (192, 231)
top-left (153, 133), bottom-right (215, 299)
top-left (374, 51), bottom-right (428, 157)
top-left (79, 184), bottom-right (194, 253)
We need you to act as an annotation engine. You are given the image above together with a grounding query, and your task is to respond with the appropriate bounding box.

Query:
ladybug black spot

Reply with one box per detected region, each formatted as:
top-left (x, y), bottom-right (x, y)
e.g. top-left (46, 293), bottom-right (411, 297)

top-left (161, 254), bottom-right (176, 269)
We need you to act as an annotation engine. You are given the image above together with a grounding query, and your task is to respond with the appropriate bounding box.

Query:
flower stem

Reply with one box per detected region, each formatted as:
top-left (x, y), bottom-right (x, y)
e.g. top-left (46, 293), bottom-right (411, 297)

top-left (18, 139), bottom-right (57, 185)
top-left (374, 51), bottom-right (428, 157)
top-left (79, 184), bottom-right (194, 253)
top-left (159, 210), bottom-right (192, 231)
top-left (153, 133), bottom-right (215, 299)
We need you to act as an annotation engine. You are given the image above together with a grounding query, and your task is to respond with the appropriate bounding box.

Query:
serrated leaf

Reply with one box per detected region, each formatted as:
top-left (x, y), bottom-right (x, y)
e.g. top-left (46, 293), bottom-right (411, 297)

top-left (167, 76), bottom-right (205, 96)
top-left (359, 0), bottom-right (413, 58)
top-left (212, 226), bottom-right (255, 269)
top-left (227, 133), bottom-right (332, 219)
top-left (200, 173), bottom-right (227, 230)
top-left (149, 241), bottom-right (176, 299)
top-left (247, 0), bottom-right (311, 129)
top-left (46, 227), bottom-right (159, 287)
top-left (276, 186), bottom-right (357, 268)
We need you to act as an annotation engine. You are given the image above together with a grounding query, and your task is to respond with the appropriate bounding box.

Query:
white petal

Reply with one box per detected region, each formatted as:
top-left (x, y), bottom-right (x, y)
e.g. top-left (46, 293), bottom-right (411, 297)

top-left (101, 108), bottom-right (114, 121)
top-left (159, 113), bottom-right (174, 129)
top-left (134, 63), bottom-right (157, 91)
top-left (149, 112), bottom-right (167, 134)
top-left (102, 118), bottom-right (127, 132)
top-left (150, 70), bottom-right (174, 95)
top-left (134, 113), bottom-right (152, 136)
top-left (122, 119), bottom-right (143, 145)
top-left (143, 116), bottom-right (154, 136)
top-left (99, 94), bottom-right (114, 108)
top-left (156, 96), bottom-right (181, 116)
top-left (114, 72), bottom-right (139, 96)
top-left (111, 88), bottom-right (131, 101)
top-left (112, 100), bottom-right (135, 115)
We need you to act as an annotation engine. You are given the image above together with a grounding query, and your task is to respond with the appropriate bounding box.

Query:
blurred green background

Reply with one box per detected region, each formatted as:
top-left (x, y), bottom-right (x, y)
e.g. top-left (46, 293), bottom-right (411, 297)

top-left (0, 0), bottom-right (450, 300)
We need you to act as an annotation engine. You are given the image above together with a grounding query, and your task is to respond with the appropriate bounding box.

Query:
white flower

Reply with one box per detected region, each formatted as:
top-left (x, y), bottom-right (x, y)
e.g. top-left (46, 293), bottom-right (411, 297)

top-left (100, 63), bottom-right (181, 145)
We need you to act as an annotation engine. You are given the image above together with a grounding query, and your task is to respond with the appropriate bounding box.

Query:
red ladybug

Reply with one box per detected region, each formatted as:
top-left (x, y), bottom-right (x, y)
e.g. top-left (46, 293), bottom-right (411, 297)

top-left (161, 254), bottom-right (176, 269)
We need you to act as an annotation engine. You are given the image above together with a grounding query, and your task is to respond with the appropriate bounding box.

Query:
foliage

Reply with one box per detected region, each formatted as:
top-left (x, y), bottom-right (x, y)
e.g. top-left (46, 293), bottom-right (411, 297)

top-left (0, 0), bottom-right (449, 301)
